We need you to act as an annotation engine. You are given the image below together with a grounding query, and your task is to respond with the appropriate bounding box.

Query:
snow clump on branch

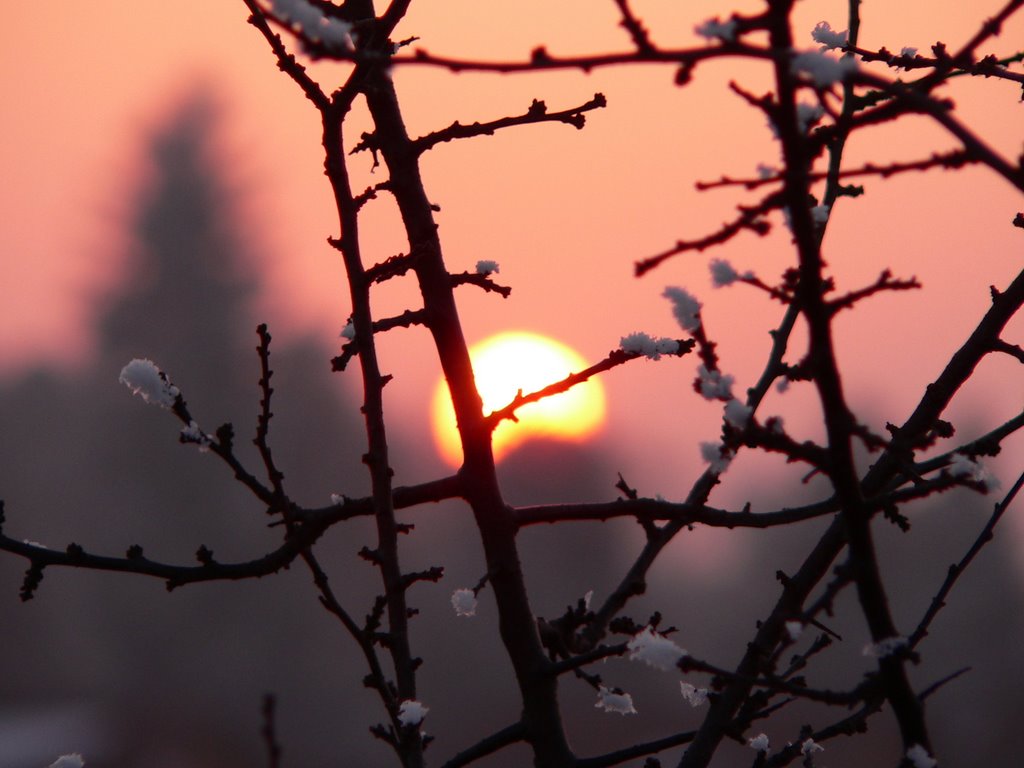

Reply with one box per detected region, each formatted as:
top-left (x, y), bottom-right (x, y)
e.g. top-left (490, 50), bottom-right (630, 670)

top-left (627, 626), bottom-right (686, 670)
top-left (271, 0), bottom-right (352, 49)
top-left (709, 258), bottom-right (753, 288)
top-left (595, 686), bottom-right (637, 715)
top-left (451, 588), bottom-right (478, 617)
top-left (792, 50), bottom-right (858, 87)
top-left (724, 399), bottom-right (753, 429)
top-left (663, 287), bottom-right (702, 332)
top-left (181, 421), bottom-right (212, 452)
top-left (698, 365), bottom-right (734, 400)
top-left (48, 757), bottom-right (85, 768)
top-left (811, 204), bottom-right (831, 224)
top-left (801, 739), bottom-right (825, 755)
top-left (811, 21), bottom-right (848, 51)
top-left (475, 260), bottom-right (500, 275)
top-left (906, 744), bottom-right (938, 768)
top-left (619, 332), bottom-right (680, 360)
top-left (748, 734), bottom-right (770, 752)
top-left (119, 359), bottom-right (179, 409)
top-left (700, 442), bottom-right (733, 474)
top-left (680, 682), bottom-right (709, 707)
top-left (948, 452), bottom-right (1000, 490)
top-left (397, 699), bottom-right (429, 726)
top-left (695, 17), bottom-right (738, 42)
top-left (862, 635), bottom-right (908, 659)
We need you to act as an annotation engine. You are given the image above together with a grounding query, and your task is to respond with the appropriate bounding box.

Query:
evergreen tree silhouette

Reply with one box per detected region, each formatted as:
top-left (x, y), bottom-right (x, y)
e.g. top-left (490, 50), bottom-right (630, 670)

top-left (0, 87), bottom-right (373, 767)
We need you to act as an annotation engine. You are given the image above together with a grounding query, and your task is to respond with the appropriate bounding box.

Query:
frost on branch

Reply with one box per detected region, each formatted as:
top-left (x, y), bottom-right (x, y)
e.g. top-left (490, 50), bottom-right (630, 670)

top-left (723, 399), bottom-right (753, 429)
top-left (270, 0), bottom-right (352, 49)
top-left (48, 756), bottom-right (85, 768)
top-left (801, 738), bottom-right (825, 755)
top-left (397, 699), bottom-right (429, 727)
top-left (796, 103), bottom-right (825, 133)
top-left (680, 682), bottom-right (709, 707)
top-left (785, 620), bottom-right (803, 641)
top-left (862, 635), bottom-right (908, 659)
top-left (791, 51), bottom-right (859, 87)
top-left (748, 733), bottom-right (770, 752)
top-left (907, 744), bottom-right (938, 768)
top-left (663, 286), bottom-right (702, 332)
top-left (811, 21), bottom-right (848, 51)
top-left (180, 421), bottom-right (213, 452)
top-left (627, 626), bottom-right (686, 671)
top-left (698, 365), bottom-right (734, 400)
top-left (619, 332), bottom-right (680, 360)
top-left (709, 258), bottom-right (752, 288)
top-left (811, 204), bottom-right (831, 225)
top-left (700, 441), bottom-right (733, 474)
top-left (119, 359), bottom-right (179, 409)
top-left (948, 452), bottom-right (1000, 491)
top-left (451, 588), bottom-right (478, 617)
top-left (475, 259), bottom-right (500, 275)
top-left (595, 685), bottom-right (637, 715)
top-left (694, 17), bottom-right (738, 42)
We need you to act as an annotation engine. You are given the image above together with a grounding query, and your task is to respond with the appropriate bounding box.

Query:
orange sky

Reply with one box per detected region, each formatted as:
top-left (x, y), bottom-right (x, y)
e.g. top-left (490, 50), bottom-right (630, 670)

top-left (2, 1), bottom-right (1022, 506)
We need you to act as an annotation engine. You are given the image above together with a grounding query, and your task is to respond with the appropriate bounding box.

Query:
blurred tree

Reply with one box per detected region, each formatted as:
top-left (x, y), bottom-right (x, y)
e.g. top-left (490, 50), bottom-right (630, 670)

top-left (0, 88), bottom-right (373, 767)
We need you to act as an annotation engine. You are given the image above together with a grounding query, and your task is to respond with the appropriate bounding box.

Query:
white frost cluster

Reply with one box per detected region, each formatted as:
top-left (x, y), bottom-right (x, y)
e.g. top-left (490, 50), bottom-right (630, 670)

top-left (906, 744), bottom-right (938, 768)
top-left (796, 102), bottom-right (825, 132)
top-left (680, 682), bottom-right (709, 708)
top-left (451, 588), bottom-right (478, 617)
top-left (862, 635), bottom-right (908, 659)
top-left (119, 359), bottom-right (179, 409)
top-left (948, 452), bottom-right (999, 490)
top-left (724, 399), bottom-right (753, 429)
top-left (756, 163), bottom-right (777, 180)
top-left (811, 204), bottom-right (831, 224)
top-left (792, 51), bottom-right (859, 87)
top-left (709, 258), bottom-right (753, 288)
top-left (785, 621), bottom-right (803, 641)
top-left (619, 332), bottom-right (680, 360)
top-left (48, 756), bottom-right (85, 768)
top-left (700, 442), bottom-right (733, 474)
top-left (748, 733), bottom-right (770, 752)
top-left (181, 421), bottom-right (212, 452)
top-left (475, 259), bottom-right (500, 275)
top-left (698, 365), bottom-right (734, 400)
top-left (595, 686), bottom-right (637, 715)
top-left (627, 626), bottom-right (686, 671)
top-left (340, 321), bottom-right (356, 340)
top-left (271, 0), bottom-right (352, 49)
top-left (801, 738), bottom-right (825, 755)
top-left (811, 21), bottom-right (848, 51)
top-left (695, 17), bottom-right (737, 42)
top-left (397, 699), bottom-right (429, 727)
top-left (663, 287), bottom-right (702, 332)
top-left (330, 493), bottom-right (346, 505)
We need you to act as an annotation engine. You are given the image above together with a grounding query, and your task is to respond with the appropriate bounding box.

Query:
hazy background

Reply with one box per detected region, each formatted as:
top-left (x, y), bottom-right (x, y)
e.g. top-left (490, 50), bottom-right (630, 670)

top-left (1, 2), bottom-right (1023, 766)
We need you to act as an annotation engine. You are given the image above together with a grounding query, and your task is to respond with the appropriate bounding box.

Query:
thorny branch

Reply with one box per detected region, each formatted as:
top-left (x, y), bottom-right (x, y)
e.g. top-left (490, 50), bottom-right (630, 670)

top-left (1, 2), bottom-right (1022, 767)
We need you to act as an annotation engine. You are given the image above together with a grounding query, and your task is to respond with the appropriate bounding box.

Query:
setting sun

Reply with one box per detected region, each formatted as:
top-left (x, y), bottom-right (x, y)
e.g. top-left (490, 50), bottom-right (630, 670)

top-left (431, 331), bottom-right (606, 466)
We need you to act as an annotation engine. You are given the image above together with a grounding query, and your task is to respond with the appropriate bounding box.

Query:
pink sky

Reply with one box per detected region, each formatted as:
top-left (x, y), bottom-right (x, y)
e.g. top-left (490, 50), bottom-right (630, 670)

top-left (2, 1), bottom-right (1022, 504)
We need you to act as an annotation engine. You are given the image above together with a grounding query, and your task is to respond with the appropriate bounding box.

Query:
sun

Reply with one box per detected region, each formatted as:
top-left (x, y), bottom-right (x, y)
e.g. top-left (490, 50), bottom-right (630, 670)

top-left (431, 331), bottom-right (606, 466)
